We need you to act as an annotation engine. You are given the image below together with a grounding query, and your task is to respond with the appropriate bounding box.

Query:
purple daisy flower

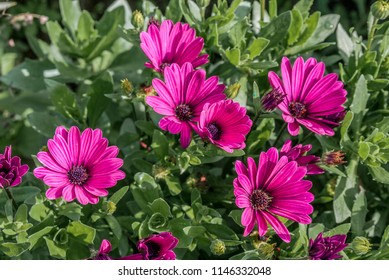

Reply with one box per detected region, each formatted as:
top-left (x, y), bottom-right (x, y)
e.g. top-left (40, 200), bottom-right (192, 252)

top-left (268, 57), bottom-right (347, 136)
top-left (34, 126), bottom-right (126, 205)
top-left (196, 100), bottom-right (252, 153)
top-left (146, 63), bottom-right (226, 148)
top-left (234, 147), bottom-right (314, 242)
top-left (0, 146), bottom-right (29, 188)
top-left (279, 139), bottom-right (324, 175)
top-left (309, 233), bottom-right (348, 260)
top-left (140, 19), bottom-right (209, 73)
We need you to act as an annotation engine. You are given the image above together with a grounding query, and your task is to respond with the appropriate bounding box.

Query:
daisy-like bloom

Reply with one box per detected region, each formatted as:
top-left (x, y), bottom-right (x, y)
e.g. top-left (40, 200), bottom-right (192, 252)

top-left (196, 100), bottom-right (252, 153)
top-left (234, 147), bottom-right (314, 242)
top-left (0, 146), bottom-right (29, 188)
top-left (268, 57), bottom-right (347, 136)
top-left (140, 19), bottom-right (209, 73)
top-left (124, 232), bottom-right (179, 260)
top-left (279, 139), bottom-right (324, 175)
top-left (146, 63), bottom-right (225, 148)
top-left (34, 126), bottom-right (125, 205)
top-left (309, 233), bottom-right (348, 260)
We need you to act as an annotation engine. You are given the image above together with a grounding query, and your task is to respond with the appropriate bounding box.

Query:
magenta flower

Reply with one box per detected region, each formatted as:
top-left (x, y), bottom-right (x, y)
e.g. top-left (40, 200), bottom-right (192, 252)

top-left (196, 100), bottom-right (252, 153)
top-left (279, 140), bottom-right (324, 175)
top-left (268, 57), bottom-right (347, 136)
top-left (309, 233), bottom-right (348, 260)
top-left (140, 19), bottom-right (209, 73)
top-left (34, 126), bottom-right (125, 205)
top-left (93, 240), bottom-right (113, 260)
top-left (261, 88), bottom-right (286, 111)
top-left (0, 146), bottom-right (29, 188)
top-left (146, 63), bottom-right (226, 148)
top-left (234, 147), bottom-right (314, 242)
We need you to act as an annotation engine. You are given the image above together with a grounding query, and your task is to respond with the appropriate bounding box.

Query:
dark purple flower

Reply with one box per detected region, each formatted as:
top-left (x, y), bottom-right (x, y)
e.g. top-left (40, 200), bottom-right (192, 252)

top-left (92, 240), bottom-right (113, 260)
top-left (261, 88), bottom-right (286, 111)
top-left (0, 146), bottom-right (29, 188)
top-left (280, 140), bottom-right (324, 175)
top-left (309, 233), bottom-right (348, 260)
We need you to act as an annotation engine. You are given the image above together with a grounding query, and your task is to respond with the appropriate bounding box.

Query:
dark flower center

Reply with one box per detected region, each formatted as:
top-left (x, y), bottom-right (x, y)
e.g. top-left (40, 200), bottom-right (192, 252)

top-left (67, 166), bottom-right (89, 186)
top-left (207, 122), bottom-right (222, 140)
top-left (250, 189), bottom-right (272, 211)
top-left (175, 104), bottom-right (193, 121)
top-left (288, 102), bottom-right (307, 119)
top-left (160, 62), bottom-right (171, 71)
top-left (145, 241), bottom-right (161, 259)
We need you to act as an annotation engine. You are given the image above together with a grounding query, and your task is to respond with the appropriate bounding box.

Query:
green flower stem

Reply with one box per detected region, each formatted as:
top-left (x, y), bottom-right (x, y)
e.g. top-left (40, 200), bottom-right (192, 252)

top-left (4, 187), bottom-right (18, 211)
top-left (273, 122), bottom-right (287, 146)
top-left (260, 0), bottom-right (266, 22)
top-left (367, 17), bottom-right (379, 51)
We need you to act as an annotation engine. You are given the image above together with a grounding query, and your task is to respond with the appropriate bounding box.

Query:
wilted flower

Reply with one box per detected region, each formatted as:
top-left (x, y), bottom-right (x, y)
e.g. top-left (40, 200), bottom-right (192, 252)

top-left (268, 57), bottom-right (347, 136)
top-left (279, 139), bottom-right (324, 175)
top-left (124, 232), bottom-right (179, 260)
top-left (210, 239), bottom-right (226, 256)
top-left (234, 147), bottom-right (314, 242)
top-left (323, 150), bottom-right (346, 166)
top-left (0, 146), bottom-right (29, 188)
top-left (351, 236), bottom-right (371, 256)
top-left (196, 100), bottom-right (252, 153)
top-left (146, 63), bottom-right (225, 148)
top-left (140, 20), bottom-right (209, 73)
top-left (309, 233), bottom-right (348, 260)
top-left (34, 126), bottom-right (126, 205)
top-left (261, 88), bottom-right (286, 111)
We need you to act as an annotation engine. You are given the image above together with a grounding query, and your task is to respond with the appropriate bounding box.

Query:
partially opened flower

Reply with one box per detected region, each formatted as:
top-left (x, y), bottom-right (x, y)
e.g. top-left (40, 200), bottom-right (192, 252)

top-left (92, 240), bottom-right (113, 260)
top-left (140, 19), bottom-right (209, 73)
top-left (146, 63), bottom-right (226, 148)
top-left (268, 57), bottom-right (347, 136)
top-left (196, 100), bottom-right (252, 153)
top-left (309, 233), bottom-right (348, 260)
top-left (34, 126), bottom-right (125, 205)
top-left (123, 232), bottom-right (179, 260)
top-left (279, 139), bottom-right (323, 175)
top-left (234, 147), bottom-right (314, 242)
top-left (0, 146), bottom-right (29, 188)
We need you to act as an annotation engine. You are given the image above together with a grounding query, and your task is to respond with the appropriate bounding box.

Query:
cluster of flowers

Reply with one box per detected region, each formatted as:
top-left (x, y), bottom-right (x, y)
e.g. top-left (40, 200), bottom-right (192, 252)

top-left (141, 20), bottom-right (252, 152)
top-left (0, 18), bottom-right (349, 260)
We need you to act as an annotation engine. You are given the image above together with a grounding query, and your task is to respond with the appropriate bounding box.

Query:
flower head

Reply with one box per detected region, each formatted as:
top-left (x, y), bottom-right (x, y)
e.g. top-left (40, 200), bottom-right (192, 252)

top-left (280, 140), bottom-right (324, 175)
top-left (34, 126), bottom-right (125, 205)
top-left (234, 148), bottom-right (314, 242)
top-left (197, 100), bottom-right (252, 153)
top-left (261, 88), bottom-right (286, 111)
top-left (268, 57), bottom-right (347, 136)
top-left (323, 150), bottom-right (346, 166)
top-left (93, 240), bottom-right (113, 260)
top-left (0, 146), bottom-right (29, 188)
top-left (309, 233), bottom-right (348, 260)
top-left (146, 63), bottom-right (225, 148)
top-left (140, 20), bottom-right (209, 73)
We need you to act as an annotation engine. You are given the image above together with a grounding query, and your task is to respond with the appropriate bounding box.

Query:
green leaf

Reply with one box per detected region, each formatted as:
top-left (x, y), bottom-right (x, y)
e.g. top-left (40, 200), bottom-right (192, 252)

top-left (28, 226), bottom-right (54, 249)
top-left (376, 117), bottom-right (389, 133)
top-left (59, 0), bottom-right (82, 34)
top-left (295, 11), bottom-right (320, 46)
top-left (368, 165), bottom-right (389, 184)
top-left (183, 226), bottom-right (206, 237)
top-left (337, 23), bottom-right (353, 62)
top-left (169, 216), bottom-right (192, 248)
top-left (165, 176), bottom-right (182, 196)
top-left (247, 38), bottom-right (269, 60)
top-left (49, 84), bottom-right (79, 120)
top-left (293, 0), bottom-right (313, 19)
top-left (87, 71), bottom-right (113, 127)
top-left (58, 203), bottom-right (83, 221)
top-left (29, 203), bottom-right (50, 222)
top-left (148, 212), bottom-right (168, 232)
top-left (150, 198), bottom-right (172, 218)
top-left (258, 11), bottom-right (291, 48)
top-left (323, 223), bottom-right (351, 237)
top-left (350, 75), bottom-right (370, 132)
top-left (0, 53), bottom-right (17, 75)
top-left (269, 0), bottom-right (277, 18)
top-left (288, 9), bottom-right (303, 45)
top-left (0, 242), bottom-right (29, 257)
top-left (151, 130), bottom-right (169, 160)
top-left (77, 11), bottom-right (97, 42)
top-left (5, 199), bottom-right (13, 223)
top-left (351, 191), bottom-right (368, 236)
top-left (109, 186), bottom-right (129, 205)
top-left (179, 0), bottom-right (197, 26)
top-left (358, 141), bottom-right (370, 160)
top-left (229, 209), bottom-right (243, 227)
top-left (203, 223), bottom-right (239, 240)
top-left (105, 215), bottom-right (122, 239)
top-left (27, 112), bottom-right (61, 138)
top-left (166, 0), bottom-right (183, 22)
top-left (44, 237), bottom-right (67, 259)
top-left (305, 14), bottom-right (340, 46)
top-left (187, 0), bottom-right (201, 22)
top-left (340, 111), bottom-right (354, 147)
top-left (67, 221), bottom-right (96, 244)
top-left (225, 48), bottom-right (240, 66)
top-left (15, 204), bottom-right (28, 223)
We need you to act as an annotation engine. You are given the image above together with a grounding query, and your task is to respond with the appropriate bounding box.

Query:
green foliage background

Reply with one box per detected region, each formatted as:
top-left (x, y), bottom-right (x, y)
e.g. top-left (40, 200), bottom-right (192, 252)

top-left (0, 0), bottom-right (388, 260)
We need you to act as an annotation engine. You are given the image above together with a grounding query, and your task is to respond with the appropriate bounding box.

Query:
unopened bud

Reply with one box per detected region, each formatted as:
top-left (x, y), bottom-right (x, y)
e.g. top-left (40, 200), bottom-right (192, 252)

top-left (152, 163), bottom-right (171, 180)
top-left (323, 150), bottom-right (346, 166)
top-left (261, 88), bottom-right (286, 111)
top-left (225, 83), bottom-right (241, 99)
top-left (210, 239), bottom-right (226, 255)
top-left (132, 10), bottom-right (144, 29)
top-left (371, 1), bottom-right (389, 20)
top-left (351, 236), bottom-right (371, 255)
top-left (121, 78), bottom-right (133, 94)
top-left (106, 201), bottom-right (117, 215)
top-left (39, 16), bottom-right (49, 25)
top-left (256, 242), bottom-right (275, 259)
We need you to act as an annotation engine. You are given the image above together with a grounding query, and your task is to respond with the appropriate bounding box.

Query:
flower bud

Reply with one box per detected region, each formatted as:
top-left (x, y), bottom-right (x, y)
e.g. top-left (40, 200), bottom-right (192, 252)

top-left (152, 163), bottom-right (171, 180)
top-left (132, 10), bottom-right (144, 29)
top-left (210, 239), bottom-right (226, 256)
top-left (106, 201), bottom-right (117, 215)
top-left (256, 242), bottom-right (275, 259)
top-left (371, 1), bottom-right (389, 20)
top-left (351, 236), bottom-right (371, 255)
top-left (225, 83), bottom-right (241, 99)
top-left (322, 150), bottom-right (346, 166)
top-left (121, 78), bottom-right (133, 94)
top-left (261, 88), bottom-right (286, 111)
